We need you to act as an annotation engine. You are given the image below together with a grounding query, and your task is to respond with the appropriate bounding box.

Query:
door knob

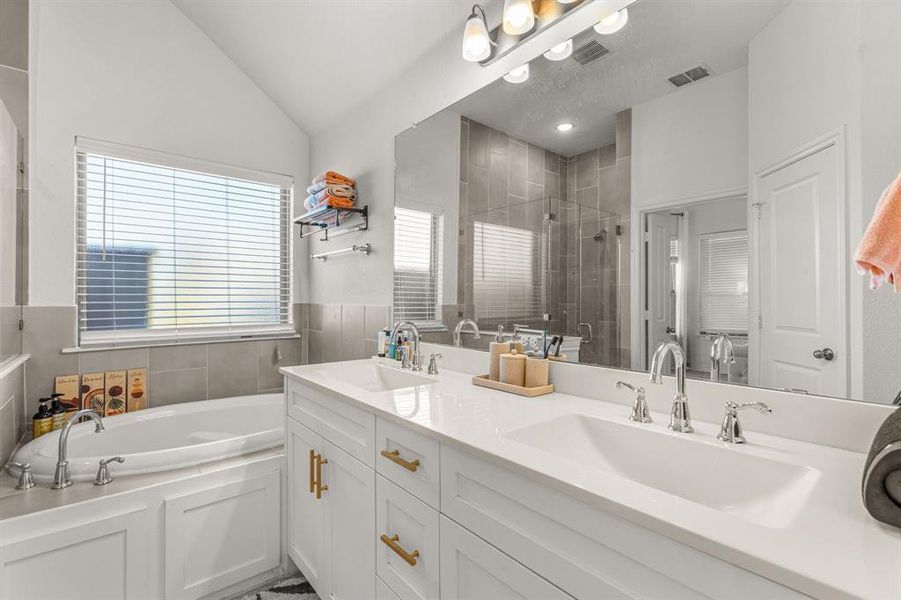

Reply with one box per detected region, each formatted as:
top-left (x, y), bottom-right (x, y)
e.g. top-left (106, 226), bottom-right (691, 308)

top-left (812, 348), bottom-right (835, 361)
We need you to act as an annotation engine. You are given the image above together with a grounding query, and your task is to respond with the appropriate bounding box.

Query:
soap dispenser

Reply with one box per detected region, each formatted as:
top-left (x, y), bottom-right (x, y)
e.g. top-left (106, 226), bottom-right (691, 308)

top-left (50, 395), bottom-right (67, 431)
top-left (32, 398), bottom-right (53, 439)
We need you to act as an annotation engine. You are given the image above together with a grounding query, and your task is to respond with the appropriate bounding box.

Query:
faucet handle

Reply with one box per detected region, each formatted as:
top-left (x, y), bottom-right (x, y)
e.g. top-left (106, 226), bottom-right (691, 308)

top-left (427, 353), bottom-right (442, 375)
top-left (95, 456), bottom-right (125, 486)
top-left (616, 381), bottom-right (652, 424)
top-left (8, 462), bottom-right (35, 490)
top-left (717, 401), bottom-right (771, 444)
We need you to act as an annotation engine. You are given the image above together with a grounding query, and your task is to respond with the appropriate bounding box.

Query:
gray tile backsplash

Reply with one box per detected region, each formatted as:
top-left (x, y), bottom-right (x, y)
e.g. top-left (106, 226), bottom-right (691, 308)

top-left (301, 302), bottom-right (390, 365)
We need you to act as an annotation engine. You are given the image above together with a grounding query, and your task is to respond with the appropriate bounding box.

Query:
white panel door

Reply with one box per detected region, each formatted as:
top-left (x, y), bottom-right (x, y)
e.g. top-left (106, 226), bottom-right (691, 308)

top-left (0, 509), bottom-right (148, 600)
top-left (322, 438), bottom-right (375, 600)
top-left (439, 516), bottom-right (572, 600)
top-left (644, 212), bottom-right (677, 369)
top-left (163, 471), bottom-right (280, 600)
top-left (287, 418), bottom-right (327, 595)
top-left (757, 144), bottom-right (847, 395)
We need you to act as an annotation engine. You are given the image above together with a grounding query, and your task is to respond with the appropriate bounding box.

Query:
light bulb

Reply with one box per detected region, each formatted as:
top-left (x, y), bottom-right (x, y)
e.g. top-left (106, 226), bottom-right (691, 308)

top-left (503, 63), bottom-right (530, 84)
top-left (593, 8), bottom-right (628, 35)
top-left (557, 0), bottom-right (578, 3)
top-left (543, 38), bottom-right (573, 61)
top-left (555, 122), bottom-right (574, 132)
top-left (503, 0), bottom-right (535, 35)
top-left (462, 8), bottom-right (491, 62)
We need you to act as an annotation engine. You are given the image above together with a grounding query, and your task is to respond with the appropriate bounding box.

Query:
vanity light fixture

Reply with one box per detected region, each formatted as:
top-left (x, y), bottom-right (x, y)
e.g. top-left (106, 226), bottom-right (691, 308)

top-left (503, 63), bottom-right (530, 83)
top-left (502, 0), bottom-right (535, 35)
top-left (555, 122), bottom-right (574, 132)
top-left (462, 4), bottom-right (493, 62)
top-left (593, 8), bottom-right (628, 35)
top-left (543, 38), bottom-right (573, 61)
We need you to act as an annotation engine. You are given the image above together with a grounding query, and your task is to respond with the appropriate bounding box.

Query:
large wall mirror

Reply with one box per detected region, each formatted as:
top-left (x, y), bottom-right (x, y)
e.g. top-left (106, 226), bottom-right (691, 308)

top-left (394, 0), bottom-right (901, 406)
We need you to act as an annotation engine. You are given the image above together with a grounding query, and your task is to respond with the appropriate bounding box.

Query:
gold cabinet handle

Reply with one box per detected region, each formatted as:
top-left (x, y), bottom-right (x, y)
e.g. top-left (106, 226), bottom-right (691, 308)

top-left (380, 449), bottom-right (421, 472)
top-left (308, 449), bottom-right (316, 494)
top-left (380, 534), bottom-right (420, 566)
top-left (315, 453), bottom-right (328, 499)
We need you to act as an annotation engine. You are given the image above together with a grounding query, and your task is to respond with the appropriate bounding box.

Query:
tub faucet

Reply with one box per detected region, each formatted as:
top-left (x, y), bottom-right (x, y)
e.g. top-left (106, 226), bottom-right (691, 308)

top-left (390, 321), bottom-right (423, 371)
top-left (53, 409), bottom-right (105, 490)
top-left (453, 319), bottom-right (481, 347)
top-left (649, 340), bottom-right (693, 433)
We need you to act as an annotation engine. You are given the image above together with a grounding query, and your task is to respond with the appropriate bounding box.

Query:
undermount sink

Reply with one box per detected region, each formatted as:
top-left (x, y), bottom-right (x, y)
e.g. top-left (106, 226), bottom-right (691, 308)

top-left (340, 362), bottom-right (435, 392)
top-left (505, 414), bottom-right (819, 528)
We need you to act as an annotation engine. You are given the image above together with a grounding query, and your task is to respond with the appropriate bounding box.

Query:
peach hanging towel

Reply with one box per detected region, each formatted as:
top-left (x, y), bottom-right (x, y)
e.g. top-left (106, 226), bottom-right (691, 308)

top-left (856, 171), bottom-right (901, 292)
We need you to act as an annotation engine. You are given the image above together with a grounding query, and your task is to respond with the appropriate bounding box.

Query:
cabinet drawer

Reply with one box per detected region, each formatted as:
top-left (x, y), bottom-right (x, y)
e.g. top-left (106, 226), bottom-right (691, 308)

top-left (376, 475), bottom-right (439, 600)
top-left (441, 444), bottom-right (807, 600)
top-left (286, 376), bottom-right (375, 467)
top-left (440, 515), bottom-right (572, 600)
top-left (376, 416), bottom-right (440, 508)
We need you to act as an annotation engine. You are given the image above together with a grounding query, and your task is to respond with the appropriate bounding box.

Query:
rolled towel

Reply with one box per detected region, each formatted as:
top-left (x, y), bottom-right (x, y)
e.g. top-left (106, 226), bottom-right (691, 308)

top-left (855, 170), bottom-right (901, 292)
top-left (306, 181), bottom-right (356, 197)
top-left (862, 407), bottom-right (901, 528)
top-left (312, 170), bottom-right (355, 188)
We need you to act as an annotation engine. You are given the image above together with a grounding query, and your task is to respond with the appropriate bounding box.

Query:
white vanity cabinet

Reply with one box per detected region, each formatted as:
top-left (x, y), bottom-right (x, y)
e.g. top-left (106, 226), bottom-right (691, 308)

top-left (285, 381), bottom-right (376, 600)
top-left (283, 373), bottom-right (810, 600)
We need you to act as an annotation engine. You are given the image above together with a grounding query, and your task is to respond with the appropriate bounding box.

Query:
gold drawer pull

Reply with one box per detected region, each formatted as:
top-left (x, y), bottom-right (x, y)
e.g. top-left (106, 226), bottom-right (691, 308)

top-left (380, 449), bottom-right (421, 472)
top-left (308, 449), bottom-right (316, 494)
top-left (315, 453), bottom-right (328, 499)
top-left (380, 534), bottom-right (420, 566)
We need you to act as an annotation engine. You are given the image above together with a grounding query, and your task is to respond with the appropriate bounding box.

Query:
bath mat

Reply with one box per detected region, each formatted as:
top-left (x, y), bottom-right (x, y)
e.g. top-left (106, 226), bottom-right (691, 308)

top-left (238, 575), bottom-right (319, 600)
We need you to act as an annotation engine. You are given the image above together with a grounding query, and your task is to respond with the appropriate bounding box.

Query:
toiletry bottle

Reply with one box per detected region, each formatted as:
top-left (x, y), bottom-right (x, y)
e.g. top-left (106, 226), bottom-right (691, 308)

top-left (377, 330), bottom-right (387, 358)
top-left (395, 334), bottom-right (404, 361)
top-left (50, 395), bottom-right (67, 431)
top-left (32, 398), bottom-right (53, 439)
top-left (387, 335), bottom-right (397, 360)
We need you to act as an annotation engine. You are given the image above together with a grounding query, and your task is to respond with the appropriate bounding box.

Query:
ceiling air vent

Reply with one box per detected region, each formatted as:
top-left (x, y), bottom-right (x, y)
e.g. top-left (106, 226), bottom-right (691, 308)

top-left (668, 65), bottom-right (711, 87)
top-left (572, 40), bottom-right (609, 66)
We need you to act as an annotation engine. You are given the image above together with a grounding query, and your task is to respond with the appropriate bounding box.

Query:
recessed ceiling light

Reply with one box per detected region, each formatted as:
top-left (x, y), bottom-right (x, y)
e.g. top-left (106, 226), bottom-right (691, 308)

top-left (594, 8), bottom-right (628, 35)
top-left (556, 122), bottom-right (574, 132)
top-left (543, 39), bottom-right (573, 62)
top-left (503, 63), bottom-right (530, 84)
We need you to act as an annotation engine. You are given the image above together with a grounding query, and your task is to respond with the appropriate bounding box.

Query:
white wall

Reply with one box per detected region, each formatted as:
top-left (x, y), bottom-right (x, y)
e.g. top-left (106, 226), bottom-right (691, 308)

top-left (631, 67), bottom-right (749, 209)
top-left (305, 1), bottom-right (632, 306)
top-left (748, 0), bottom-right (901, 403)
top-left (394, 110), bottom-right (460, 305)
top-left (29, 0), bottom-right (310, 307)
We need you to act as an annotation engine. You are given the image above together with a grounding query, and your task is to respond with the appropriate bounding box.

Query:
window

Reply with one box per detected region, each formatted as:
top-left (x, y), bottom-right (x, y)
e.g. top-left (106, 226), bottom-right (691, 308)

top-left (698, 230), bottom-right (749, 334)
top-left (472, 221), bottom-right (542, 322)
top-left (393, 206), bottom-right (444, 328)
top-left (76, 138), bottom-right (293, 346)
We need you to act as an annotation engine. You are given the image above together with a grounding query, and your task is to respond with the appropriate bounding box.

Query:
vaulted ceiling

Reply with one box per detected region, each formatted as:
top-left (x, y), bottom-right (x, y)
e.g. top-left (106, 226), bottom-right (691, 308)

top-left (172, 0), bottom-right (500, 136)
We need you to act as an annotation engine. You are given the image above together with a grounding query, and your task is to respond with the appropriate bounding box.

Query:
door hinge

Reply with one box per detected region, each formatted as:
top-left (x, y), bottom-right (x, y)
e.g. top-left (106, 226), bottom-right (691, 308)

top-left (757, 314), bottom-right (763, 329)
top-left (18, 319), bottom-right (23, 331)
top-left (641, 231), bottom-right (649, 242)
top-left (752, 202), bottom-right (766, 220)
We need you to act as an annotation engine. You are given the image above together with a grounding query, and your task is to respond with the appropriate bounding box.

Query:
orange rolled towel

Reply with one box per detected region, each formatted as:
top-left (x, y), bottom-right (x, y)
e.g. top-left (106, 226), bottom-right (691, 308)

top-left (313, 170), bottom-right (355, 187)
top-left (856, 171), bottom-right (901, 292)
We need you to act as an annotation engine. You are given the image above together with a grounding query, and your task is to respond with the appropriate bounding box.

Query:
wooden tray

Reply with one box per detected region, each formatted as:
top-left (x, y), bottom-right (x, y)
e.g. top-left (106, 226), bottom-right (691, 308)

top-left (472, 374), bottom-right (554, 397)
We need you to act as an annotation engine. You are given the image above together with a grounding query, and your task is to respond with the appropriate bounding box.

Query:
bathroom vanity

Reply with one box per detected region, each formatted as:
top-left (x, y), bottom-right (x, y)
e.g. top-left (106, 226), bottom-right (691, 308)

top-left (281, 351), bottom-right (899, 600)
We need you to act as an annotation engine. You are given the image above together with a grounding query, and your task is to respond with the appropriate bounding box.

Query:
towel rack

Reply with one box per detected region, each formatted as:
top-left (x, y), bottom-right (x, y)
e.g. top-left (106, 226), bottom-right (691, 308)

top-left (311, 243), bottom-right (372, 262)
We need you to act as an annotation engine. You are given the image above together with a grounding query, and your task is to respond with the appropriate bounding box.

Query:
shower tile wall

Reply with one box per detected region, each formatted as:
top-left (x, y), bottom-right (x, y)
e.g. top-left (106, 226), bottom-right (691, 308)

top-left (455, 112), bottom-right (632, 367)
top-left (457, 117), bottom-right (566, 338)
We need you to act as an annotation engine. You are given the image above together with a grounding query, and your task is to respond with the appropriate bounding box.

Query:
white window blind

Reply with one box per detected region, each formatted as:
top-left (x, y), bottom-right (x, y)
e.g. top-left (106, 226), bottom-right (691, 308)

top-left (473, 221), bottom-right (541, 321)
top-left (393, 206), bottom-right (444, 327)
top-left (699, 231), bottom-right (749, 334)
top-left (76, 139), bottom-right (293, 346)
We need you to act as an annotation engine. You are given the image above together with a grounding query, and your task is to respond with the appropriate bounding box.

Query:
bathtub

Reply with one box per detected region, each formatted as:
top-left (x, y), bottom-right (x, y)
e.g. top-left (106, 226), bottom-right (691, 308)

top-left (11, 393), bottom-right (284, 483)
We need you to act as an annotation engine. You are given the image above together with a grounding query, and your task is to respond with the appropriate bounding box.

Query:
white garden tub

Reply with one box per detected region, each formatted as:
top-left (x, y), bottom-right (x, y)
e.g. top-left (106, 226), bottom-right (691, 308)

top-left (11, 393), bottom-right (284, 482)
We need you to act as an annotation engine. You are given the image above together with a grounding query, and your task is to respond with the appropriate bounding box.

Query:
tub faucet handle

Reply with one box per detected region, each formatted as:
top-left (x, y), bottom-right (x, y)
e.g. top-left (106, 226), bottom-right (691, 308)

top-left (8, 462), bottom-right (35, 490)
top-left (95, 456), bottom-right (125, 486)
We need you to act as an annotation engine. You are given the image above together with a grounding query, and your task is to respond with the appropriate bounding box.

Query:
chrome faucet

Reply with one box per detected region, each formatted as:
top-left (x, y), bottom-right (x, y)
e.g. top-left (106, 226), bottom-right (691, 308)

top-left (709, 333), bottom-right (735, 381)
top-left (390, 321), bottom-right (423, 371)
top-left (649, 340), bottom-right (692, 433)
top-left (717, 401), bottom-right (771, 444)
top-left (53, 409), bottom-right (105, 489)
top-left (453, 319), bottom-right (481, 347)
top-left (616, 381), bottom-right (651, 424)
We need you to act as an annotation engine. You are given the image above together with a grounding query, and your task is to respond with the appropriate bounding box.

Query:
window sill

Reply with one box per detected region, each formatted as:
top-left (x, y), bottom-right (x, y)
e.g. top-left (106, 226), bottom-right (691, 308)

top-left (0, 354), bottom-right (30, 379)
top-left (62, 333), bottom-right (301, 354)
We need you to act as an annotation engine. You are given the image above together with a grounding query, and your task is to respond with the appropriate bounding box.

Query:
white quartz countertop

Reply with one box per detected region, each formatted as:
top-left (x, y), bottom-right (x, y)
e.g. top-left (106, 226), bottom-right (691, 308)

top-left (281, 358), bottom-right (901, 600)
